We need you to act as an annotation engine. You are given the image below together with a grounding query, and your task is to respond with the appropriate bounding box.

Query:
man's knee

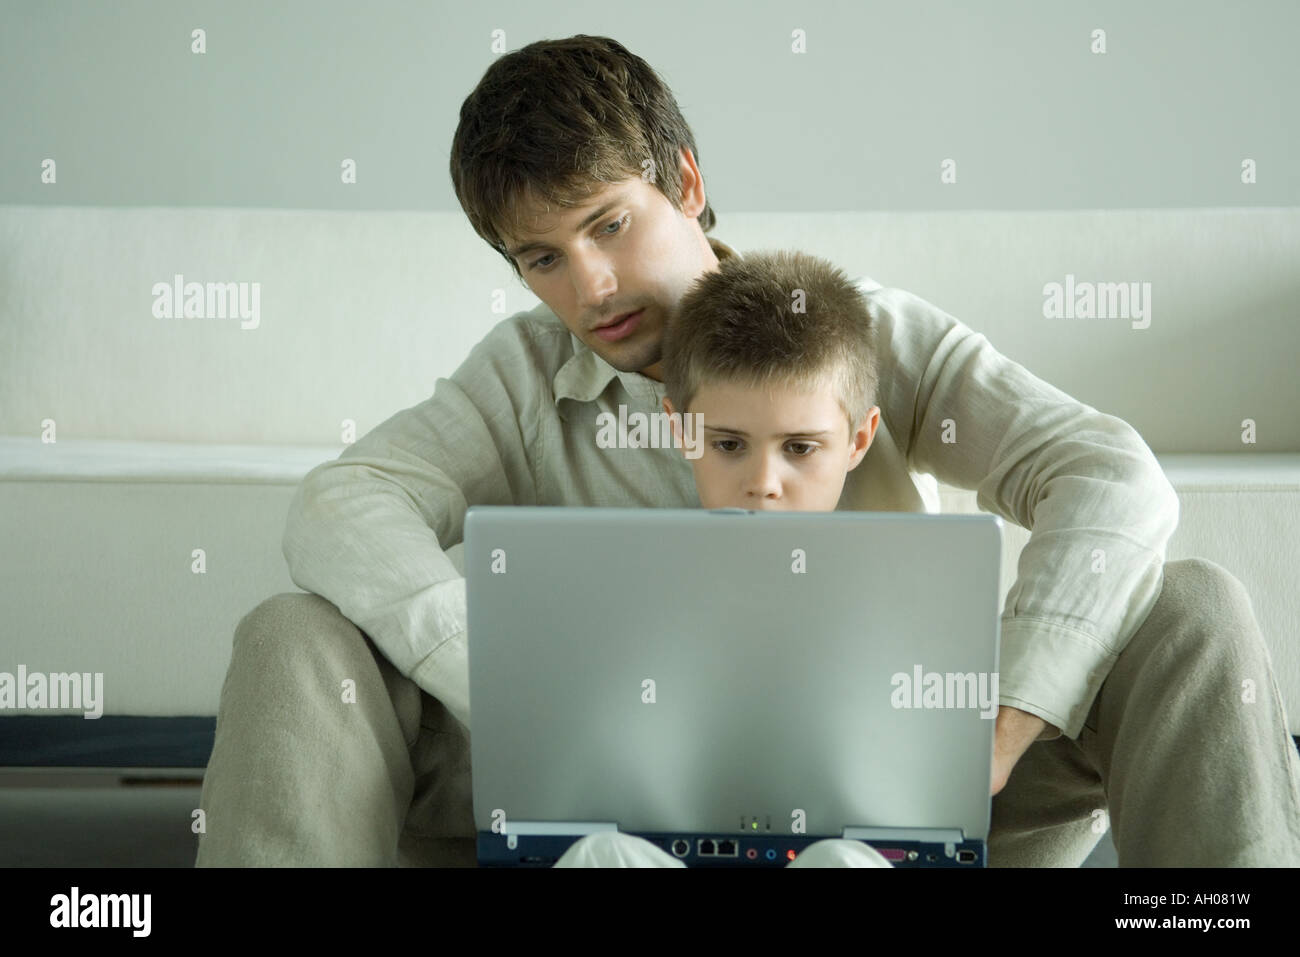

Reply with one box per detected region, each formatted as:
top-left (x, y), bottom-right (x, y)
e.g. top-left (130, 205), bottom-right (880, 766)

top-left (232, 591), bottom-right (362, 671)
top-left (1161, 558), bottom-right (1255, 621)
top-left (1134, 558), bottom-right (1264, 664)
top-left (228, 591), bottom-right (422, 731)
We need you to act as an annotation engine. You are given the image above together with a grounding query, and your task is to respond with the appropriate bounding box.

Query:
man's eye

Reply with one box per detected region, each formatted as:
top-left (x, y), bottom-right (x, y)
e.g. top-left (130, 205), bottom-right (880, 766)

top-left (788, 442), bottom-right (816, 456)
top-left (527, 216), bottom-right (627, 272)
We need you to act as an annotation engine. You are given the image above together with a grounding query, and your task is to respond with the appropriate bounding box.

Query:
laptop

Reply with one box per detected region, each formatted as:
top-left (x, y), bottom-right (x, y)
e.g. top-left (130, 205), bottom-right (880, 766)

top-left (465, 506), bottom-right (1004, 867)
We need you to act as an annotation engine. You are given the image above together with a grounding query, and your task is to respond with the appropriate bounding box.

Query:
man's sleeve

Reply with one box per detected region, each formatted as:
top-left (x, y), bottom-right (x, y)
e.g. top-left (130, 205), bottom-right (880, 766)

top-left (280, 316), bottom-right (551, 731)
top-left (868, 287), bottom-right (1180, 741)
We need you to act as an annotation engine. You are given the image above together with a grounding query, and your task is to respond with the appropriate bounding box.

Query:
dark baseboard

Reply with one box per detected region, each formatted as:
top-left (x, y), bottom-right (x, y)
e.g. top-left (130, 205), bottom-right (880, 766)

top-left (0, 716), bottom-right (216, 768)
top-left (1, 717), bottom-right (1297, 772)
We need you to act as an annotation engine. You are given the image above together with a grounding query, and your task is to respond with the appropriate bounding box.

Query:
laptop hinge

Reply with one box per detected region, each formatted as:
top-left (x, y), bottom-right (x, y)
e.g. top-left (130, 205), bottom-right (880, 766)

top-left (842, 826), bottom-right (966, 843)
top-left (502, 820), bottom-right (619, 836)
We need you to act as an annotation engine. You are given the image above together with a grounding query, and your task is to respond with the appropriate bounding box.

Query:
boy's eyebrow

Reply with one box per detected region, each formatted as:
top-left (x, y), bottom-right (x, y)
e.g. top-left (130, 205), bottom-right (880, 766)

top-left (703, 426), bottom-right (835, 439)
top-left (505, 194), bottom-right (628, 258)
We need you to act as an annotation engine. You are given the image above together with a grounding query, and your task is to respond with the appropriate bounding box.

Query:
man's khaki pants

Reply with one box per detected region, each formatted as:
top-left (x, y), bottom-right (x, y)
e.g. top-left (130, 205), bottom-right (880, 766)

top-left (195, 558), bottom-right (1300, 867)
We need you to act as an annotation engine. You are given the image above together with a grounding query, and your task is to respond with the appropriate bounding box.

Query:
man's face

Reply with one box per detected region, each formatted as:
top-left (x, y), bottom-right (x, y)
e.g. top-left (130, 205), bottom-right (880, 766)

top-left (503, 154), bottom-right (716, 381)
top-left (664, 379), bottom-right (879, 511)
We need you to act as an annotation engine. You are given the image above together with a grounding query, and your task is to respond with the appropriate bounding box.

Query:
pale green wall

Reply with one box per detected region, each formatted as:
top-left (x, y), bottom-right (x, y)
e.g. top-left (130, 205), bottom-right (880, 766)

top-left (3, 0), bottom-right (1295, 210)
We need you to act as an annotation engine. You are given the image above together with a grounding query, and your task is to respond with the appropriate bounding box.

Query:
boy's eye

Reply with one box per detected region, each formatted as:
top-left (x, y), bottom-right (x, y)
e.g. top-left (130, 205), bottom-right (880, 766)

top-left (709, 439), bottom-right (818, 456)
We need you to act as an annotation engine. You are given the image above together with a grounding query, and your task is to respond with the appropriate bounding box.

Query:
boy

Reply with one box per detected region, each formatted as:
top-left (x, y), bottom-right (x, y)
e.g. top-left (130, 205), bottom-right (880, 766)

top-left (660, 249), bottom-right (879, 513)
top-left (553, 249), bottom-right (895, 867)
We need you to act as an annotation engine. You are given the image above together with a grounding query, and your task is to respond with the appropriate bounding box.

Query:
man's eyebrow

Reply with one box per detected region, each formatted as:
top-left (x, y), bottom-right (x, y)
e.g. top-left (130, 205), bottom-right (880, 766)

top-left (506, 196), bottom-right (627, 258)
top-left (703, 426), bottom-right (835, 439)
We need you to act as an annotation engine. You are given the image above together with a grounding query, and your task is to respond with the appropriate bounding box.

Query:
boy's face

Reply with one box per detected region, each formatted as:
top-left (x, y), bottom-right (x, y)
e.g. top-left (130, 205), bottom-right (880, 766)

top-left (503, 149), bottom-right (718, 382)
top-left (663, 380), bottom-right (878, 511)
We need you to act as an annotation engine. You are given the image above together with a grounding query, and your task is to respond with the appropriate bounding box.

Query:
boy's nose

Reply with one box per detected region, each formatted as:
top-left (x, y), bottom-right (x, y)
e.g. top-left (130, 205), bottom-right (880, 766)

top-left (745, 457), bottom-right (782, 501)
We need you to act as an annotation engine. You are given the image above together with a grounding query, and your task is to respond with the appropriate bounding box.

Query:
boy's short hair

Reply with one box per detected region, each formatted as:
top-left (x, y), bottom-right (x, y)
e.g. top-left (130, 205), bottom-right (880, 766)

top-left (662, 250), bottom-right (881, 437)
top-left (449, 34), bottom-right (718, 283)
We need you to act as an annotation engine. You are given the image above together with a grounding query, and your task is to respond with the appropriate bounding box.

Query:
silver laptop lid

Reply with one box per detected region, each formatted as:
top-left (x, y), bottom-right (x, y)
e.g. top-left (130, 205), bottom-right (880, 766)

top-left (466, 507), bottom-right (1003, 842)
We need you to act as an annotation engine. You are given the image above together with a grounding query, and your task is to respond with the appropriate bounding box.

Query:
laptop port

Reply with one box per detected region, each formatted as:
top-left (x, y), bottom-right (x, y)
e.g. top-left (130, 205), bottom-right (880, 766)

top-left (715, 840), bottom-right (737, 856)
top-left (698, 839), bottom-right (716, 855)
top-left (671, 839), bottom-right (690, 857)
top-left (956, 849), bottom-right (977, 864)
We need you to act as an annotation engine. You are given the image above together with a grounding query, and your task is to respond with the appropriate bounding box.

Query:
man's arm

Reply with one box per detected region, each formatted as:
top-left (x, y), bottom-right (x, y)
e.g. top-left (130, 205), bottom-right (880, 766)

top-left (868, 286), bottom-right (1179, 743)
top-left (992, 705), bottom-right (1046, 795)
top-left (281, 316), bottom-right (552, 730)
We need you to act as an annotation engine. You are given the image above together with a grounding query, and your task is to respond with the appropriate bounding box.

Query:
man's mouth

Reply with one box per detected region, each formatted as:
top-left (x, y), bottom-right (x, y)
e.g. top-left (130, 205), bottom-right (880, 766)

top-left (592, 309), bottom-right (644, 342)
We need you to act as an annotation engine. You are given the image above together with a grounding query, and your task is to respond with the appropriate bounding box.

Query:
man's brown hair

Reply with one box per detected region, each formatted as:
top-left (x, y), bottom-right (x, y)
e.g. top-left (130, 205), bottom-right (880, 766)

top-left (449, 35), bottom-right (717, 281)
top-left (662, 250), bottom-right (881, 438)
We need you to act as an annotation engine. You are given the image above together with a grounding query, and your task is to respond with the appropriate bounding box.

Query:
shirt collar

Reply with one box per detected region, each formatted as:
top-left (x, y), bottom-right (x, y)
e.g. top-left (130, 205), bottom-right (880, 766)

top-left (552, 236), bottom-right (739, 408)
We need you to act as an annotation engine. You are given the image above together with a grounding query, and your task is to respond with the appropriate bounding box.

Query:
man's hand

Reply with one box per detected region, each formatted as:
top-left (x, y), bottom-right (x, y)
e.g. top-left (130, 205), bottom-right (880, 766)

top-left (991, 705), bottom-right (1048, 796)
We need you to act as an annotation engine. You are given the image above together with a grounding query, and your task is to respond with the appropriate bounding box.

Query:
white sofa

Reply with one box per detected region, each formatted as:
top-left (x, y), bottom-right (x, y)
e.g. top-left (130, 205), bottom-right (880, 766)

top-left (2, 437), bottom-right (1298, 737)
top-left (1, 205), bottom-right (1298, 761)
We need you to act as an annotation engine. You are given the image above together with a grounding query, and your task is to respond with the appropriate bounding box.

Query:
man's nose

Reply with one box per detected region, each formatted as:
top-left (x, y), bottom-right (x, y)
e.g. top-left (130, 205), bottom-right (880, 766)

top-left (570, 249), bottom-right (616, 310)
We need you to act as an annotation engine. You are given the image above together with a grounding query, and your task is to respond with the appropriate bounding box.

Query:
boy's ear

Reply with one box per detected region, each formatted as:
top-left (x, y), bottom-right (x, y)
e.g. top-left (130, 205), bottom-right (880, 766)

top-left (662, 397), bottom-right (684, 446)
top-left (846, 407), bottom-right (880, 471)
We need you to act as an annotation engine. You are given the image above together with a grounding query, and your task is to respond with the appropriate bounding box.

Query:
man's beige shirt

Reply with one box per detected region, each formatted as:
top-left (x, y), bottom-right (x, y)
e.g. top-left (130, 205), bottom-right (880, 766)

top-left (283, 237), bottom-right (1178, 742)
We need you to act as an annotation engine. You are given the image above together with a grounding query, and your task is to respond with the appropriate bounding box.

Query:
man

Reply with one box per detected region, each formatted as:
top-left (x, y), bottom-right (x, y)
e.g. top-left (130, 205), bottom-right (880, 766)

top-left (196, 34), bottom-right (1300, 867)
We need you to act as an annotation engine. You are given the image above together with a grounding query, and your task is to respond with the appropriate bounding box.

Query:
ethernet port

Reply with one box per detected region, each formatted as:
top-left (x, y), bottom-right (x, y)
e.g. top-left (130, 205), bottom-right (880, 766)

top-left (697, 839), bottom-right (716, 856)
top-left (716, 840), bottom-right (737, 857)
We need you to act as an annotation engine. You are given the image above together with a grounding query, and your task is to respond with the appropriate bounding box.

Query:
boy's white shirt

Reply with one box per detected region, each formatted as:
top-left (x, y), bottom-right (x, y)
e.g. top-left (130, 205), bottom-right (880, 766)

top-left (282, 237), bottom-right (1178, 741)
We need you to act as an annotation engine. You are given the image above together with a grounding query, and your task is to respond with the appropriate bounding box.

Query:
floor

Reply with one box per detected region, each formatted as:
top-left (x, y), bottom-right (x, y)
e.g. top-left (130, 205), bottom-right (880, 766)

top-left (0, 773), bottom-right (204, 867)
top-left (0, 769), bottom-right (1120, 867)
